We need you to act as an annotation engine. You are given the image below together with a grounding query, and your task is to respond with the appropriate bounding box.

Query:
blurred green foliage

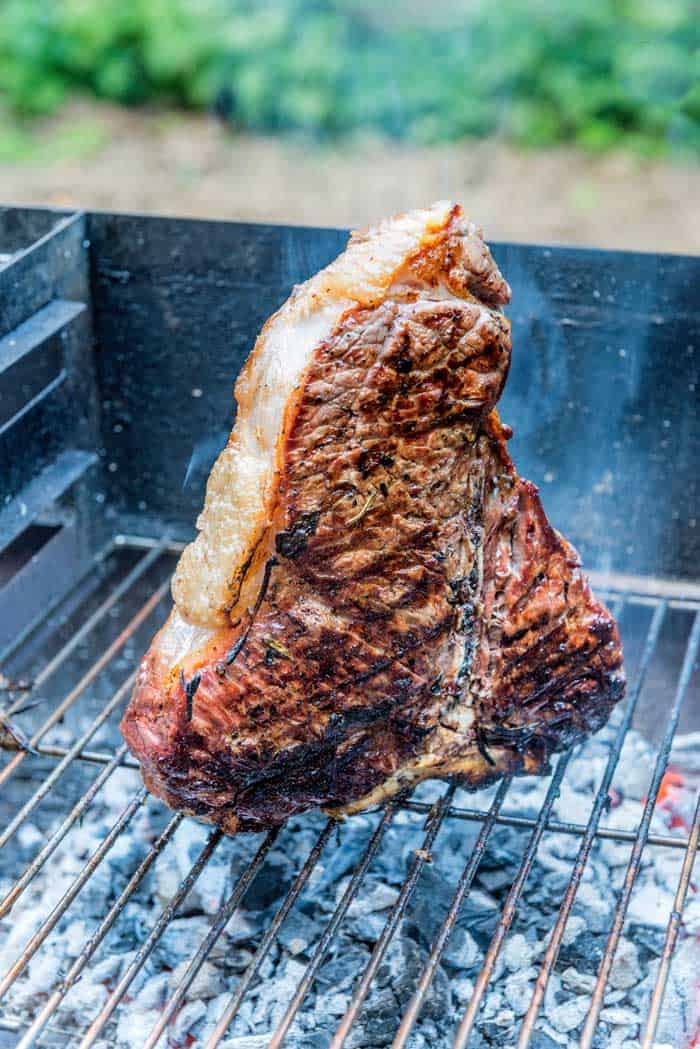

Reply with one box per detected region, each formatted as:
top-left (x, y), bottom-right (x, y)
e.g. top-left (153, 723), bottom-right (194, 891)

top-left (0, 0), bottom-right (697, 155)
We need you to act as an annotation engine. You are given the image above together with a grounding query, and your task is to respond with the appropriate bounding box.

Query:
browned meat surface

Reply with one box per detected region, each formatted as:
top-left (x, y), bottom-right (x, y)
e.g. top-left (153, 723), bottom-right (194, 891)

top-left (121, 203), bottom-right (624, 833)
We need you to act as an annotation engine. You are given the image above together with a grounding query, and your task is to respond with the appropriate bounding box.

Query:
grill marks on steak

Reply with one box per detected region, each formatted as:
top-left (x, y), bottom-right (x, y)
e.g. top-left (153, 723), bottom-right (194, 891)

top-left (470, 440), bottom-right (624, 771)
top-left (121, 205), bottom-right (624, 833)
top-left (282, 298), bottom-right (509, 625)
top-left (164, 294), bottom-right (509, 823)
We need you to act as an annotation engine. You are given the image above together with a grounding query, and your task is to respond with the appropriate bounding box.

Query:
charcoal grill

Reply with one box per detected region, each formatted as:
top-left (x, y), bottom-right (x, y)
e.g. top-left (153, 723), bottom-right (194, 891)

top-left (0, 204), bottom-right (698, 1049)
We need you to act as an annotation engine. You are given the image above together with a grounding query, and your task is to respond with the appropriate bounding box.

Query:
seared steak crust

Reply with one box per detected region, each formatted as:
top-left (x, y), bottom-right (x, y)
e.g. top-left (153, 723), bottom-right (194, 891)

top-left (121, 205), bottom-right (624, 833)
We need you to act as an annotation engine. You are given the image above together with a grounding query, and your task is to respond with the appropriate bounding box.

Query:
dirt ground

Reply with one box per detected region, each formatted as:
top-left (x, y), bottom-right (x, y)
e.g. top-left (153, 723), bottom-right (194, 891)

top-left (1, 102), bottom-right (698, 253)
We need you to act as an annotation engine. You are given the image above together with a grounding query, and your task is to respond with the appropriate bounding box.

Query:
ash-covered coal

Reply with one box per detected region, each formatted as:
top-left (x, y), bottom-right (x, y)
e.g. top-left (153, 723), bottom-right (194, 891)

top-left (1, 704), bottom-right (699, 1049)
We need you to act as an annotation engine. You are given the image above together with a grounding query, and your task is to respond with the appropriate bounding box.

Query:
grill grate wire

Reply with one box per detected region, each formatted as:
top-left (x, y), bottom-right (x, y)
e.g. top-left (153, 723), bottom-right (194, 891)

top-left (515, 600), bottom-right (667, 1049)
top-left (579, 609), bottom-right (700, 1049)
top-left (0, 538), bottom-right (698, 1049)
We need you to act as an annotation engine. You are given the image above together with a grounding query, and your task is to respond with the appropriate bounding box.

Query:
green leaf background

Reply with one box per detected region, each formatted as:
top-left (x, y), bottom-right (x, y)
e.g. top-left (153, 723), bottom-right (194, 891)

top-left (0, 0), bottom-right (697, 156)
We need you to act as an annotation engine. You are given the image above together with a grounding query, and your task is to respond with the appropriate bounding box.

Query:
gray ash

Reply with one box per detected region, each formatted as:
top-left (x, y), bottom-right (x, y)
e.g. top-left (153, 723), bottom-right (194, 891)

top-left (1, 707), bottom-right (699, 1048)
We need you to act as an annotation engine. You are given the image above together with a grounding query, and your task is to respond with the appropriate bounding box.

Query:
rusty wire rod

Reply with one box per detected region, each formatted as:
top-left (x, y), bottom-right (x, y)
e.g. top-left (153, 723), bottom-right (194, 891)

top-left (0, 787), bottom-right (147, 1005)
top-left (451, 751), bottom-right (573, 1049)
top-left (201, 820), bottom-right (336, 1049)
top-left (517, 599), bottom-right (666, 1046)
top-left (2, 539), bottom-right (166, 713)
top-left (393, 777), bottom-right (512, 1049)
top-left (0, 742), bottom-right (130, 919)
top-left (579, 610), bottom-right (700, 1048)
top-left (0, 675), bottom-right (134, 852)
top-left (331, 783), bottom-right (459, 1049)
top-left (77, 829), bottom-right (224, 1049)
top-left (13, 812), bottom-right (183, 1049)
top-left (0, 576), bottom-right (169, 787)
top-left (143, 827), bottom-right (287, 1049)
top-left (264, 803), bottom-right (399, 1049)
top-left (640, 790), bottom-right (700, 1048)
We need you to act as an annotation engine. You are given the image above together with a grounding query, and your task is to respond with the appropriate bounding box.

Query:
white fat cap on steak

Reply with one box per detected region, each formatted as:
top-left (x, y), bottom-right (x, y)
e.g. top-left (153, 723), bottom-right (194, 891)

top-left (170, 201), bottom-right (457, 636)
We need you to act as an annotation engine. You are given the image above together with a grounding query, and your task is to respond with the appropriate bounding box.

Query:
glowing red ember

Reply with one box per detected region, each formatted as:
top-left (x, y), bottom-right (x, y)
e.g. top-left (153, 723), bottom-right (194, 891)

top-left (648, 768), bottom-right (690, 832)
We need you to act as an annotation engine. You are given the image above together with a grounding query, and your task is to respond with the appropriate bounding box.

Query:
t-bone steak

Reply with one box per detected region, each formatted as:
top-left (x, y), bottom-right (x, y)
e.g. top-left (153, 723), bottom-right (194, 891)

top-left (121, 202), bottom-right (625, 833)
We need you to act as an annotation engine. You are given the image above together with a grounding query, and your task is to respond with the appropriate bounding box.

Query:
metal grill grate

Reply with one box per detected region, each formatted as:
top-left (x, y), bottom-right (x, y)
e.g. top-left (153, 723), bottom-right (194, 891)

top-left (0, 537), bottom-right (698, 1049)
